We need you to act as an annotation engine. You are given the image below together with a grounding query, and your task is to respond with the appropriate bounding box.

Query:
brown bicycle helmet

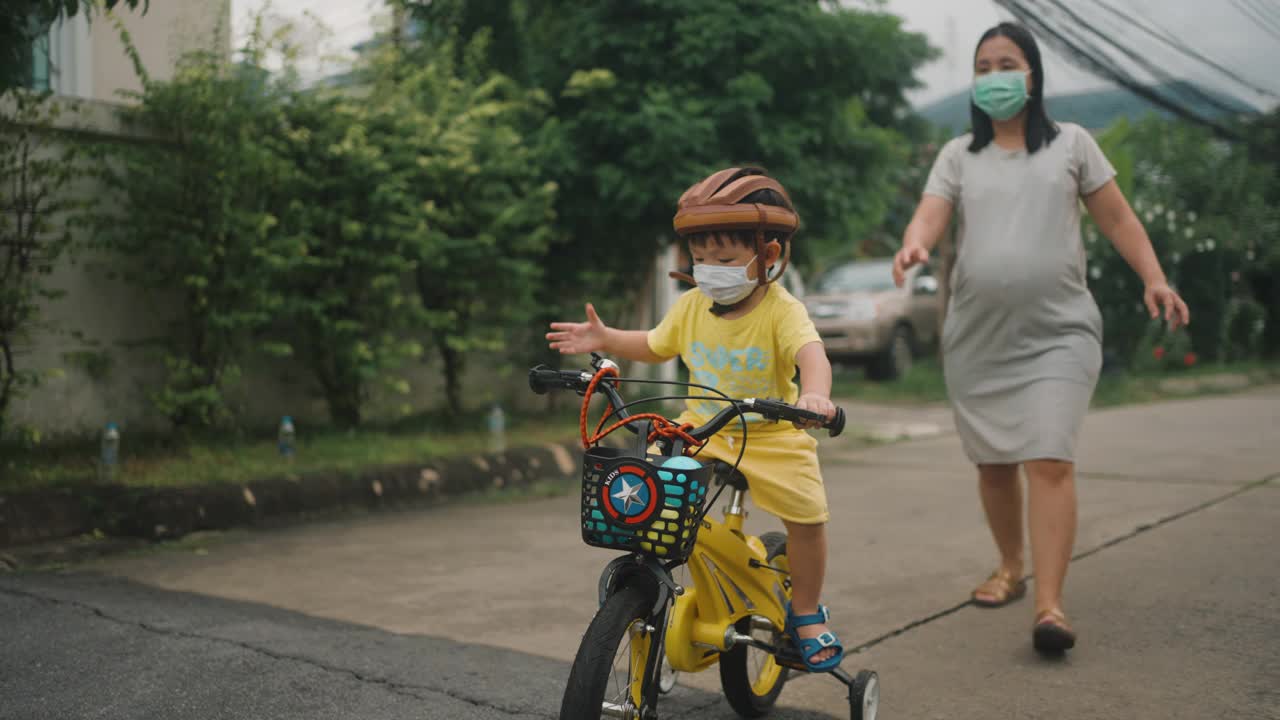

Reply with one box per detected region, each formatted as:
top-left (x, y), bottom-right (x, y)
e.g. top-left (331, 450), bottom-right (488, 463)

top-left (670, 167), bottom-right (799, 289)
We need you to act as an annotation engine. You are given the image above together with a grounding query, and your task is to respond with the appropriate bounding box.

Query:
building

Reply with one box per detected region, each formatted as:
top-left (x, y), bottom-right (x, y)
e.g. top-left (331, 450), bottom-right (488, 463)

top-left (25, 1), bottom-right (231, 102)
top-left (7, 1), bottom-right (233, 437)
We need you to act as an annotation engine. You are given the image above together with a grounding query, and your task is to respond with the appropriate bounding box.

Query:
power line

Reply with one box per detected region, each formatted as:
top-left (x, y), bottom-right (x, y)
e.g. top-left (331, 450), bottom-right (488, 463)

top-left (993, 0), bottom-right (1247, 143)
top-left (1086, 0), bottom-right (1277, 99)
top-left (1242, 0), bottom-right (1280, 27)
top-left (1243, 0), bottom-right (1280, 33)
top-left (1015, 0), bottom-right (1257, 119)
top-left (1231, 0), bottom-right (1280, 42)
top-left (1033, 0), bottom-right (1254, 117)
top-left (1130, 0), bottom-right (1262, 85)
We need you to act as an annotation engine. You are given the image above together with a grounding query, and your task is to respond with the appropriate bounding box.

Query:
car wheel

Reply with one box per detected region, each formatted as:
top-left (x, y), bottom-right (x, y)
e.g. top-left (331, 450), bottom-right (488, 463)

top-left (869, 326), bottom-right (913, 381)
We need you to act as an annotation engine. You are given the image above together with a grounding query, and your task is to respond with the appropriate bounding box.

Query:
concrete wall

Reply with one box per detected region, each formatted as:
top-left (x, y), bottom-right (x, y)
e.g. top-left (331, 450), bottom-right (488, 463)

top-left (7, 0), bottom-right (678, 438)
top-left (14, 2), bottom-right (224, 441)
top-left (39, 1), bottom-right (231, 104)
top-left (90, 0), bottom-right (232, 102)
top-left (5, 134), bottom-right (586, 440)
top-left (5, 94), bottom-right (546, 440)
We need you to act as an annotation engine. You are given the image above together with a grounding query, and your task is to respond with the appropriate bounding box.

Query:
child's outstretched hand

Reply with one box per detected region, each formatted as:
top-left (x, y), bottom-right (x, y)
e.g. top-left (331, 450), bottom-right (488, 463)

top-left (547, 303), bottom-right (609, 355)
top-left (794, 393), bottom-right (836, 430)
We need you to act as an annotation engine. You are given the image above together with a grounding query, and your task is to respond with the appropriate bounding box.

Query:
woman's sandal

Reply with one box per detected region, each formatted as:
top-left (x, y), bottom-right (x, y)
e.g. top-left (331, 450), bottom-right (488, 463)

top-left (784, 602), bottom-right (845, 673)
top-left (971, 568), bottom-right (1027, 608)
top-left (1032, 607), bottom-right (1077, 654)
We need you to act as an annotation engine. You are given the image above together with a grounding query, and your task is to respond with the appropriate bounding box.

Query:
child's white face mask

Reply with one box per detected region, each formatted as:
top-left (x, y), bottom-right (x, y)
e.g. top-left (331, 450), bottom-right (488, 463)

top-left (693, 256), bottom-right (758, 305)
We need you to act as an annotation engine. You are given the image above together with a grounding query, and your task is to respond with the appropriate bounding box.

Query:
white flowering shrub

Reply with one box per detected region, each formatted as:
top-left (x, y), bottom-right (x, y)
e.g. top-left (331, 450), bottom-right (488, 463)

top-left (1084, 115), bottom-right (1278, 369)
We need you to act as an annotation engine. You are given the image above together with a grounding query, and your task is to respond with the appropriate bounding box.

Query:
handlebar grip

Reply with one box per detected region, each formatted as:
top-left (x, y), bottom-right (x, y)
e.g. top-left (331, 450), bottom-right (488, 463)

top-left (826, 406), bottom-right (846, 438)
top-left (528, 366), bottom-right (585, 395)
top-left (528, 367), bottom-right (555, 395)
top-left (751, 399), bottom-right (846, 438)
top-left (790, 406), bottom-right (846, 438)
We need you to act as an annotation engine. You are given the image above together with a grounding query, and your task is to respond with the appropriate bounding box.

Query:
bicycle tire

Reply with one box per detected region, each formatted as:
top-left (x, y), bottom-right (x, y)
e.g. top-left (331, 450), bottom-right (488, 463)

top-left (559, 581), bottom-right (660, 720)
top-left (719, 531), bottom-right (790, 717)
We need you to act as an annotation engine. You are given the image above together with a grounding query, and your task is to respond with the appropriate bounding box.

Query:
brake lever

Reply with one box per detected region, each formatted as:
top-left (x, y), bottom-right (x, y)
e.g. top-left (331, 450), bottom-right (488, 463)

top-left (745, 398), bottom-right (845, 438)
top-left (590, 353), bottom-right (620, 373)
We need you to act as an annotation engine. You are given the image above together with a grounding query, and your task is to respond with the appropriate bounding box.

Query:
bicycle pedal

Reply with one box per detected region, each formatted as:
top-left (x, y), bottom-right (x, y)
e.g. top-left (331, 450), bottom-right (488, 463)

top-left (773, 641), bottom-right (809, 671)
top-left (775, 651), bottom-right (809, 672)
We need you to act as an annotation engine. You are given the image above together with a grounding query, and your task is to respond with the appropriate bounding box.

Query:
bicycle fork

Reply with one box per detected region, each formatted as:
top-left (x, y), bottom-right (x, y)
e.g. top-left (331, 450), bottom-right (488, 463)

top-left (596, 554), bottom-right (681, 719)
top-left (598, 607), bottom-right (670, 720)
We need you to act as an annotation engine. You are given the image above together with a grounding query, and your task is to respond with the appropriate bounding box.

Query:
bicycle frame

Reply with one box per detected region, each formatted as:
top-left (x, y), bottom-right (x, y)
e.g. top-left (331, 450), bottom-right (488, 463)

top-left (602, 481), bottom-right (790, 714)
top-left (664, 485), bottom-right (790, 673)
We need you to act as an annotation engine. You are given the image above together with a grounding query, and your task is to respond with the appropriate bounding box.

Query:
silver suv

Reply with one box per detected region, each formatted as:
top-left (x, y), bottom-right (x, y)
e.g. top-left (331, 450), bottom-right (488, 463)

top-left (804, 258), bottom-right (941, 380)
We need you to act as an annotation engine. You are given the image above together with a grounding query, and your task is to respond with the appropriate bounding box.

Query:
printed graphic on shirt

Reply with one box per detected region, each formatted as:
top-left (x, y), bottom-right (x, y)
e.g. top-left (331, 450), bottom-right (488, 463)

top-left (648, 286), bottom-right (818, 428)
top-left (687, 341), bottom-right (776, 419)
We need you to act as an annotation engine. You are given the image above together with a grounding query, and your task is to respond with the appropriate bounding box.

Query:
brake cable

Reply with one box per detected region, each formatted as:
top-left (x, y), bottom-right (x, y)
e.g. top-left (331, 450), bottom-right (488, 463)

top-left (579, 366), bottom-right (705, 450)
top-left (577, 367), bottom-right (755, 529)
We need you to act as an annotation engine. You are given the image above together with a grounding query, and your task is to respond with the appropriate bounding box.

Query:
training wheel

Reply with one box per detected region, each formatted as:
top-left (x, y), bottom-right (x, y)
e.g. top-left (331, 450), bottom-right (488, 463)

top-left (849, 670), bottom-right (879, 720)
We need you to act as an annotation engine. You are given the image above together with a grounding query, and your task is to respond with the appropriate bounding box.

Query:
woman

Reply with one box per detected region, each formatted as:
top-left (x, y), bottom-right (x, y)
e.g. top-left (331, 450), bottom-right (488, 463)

top-left (894, 22), bottom-right (1189, 654)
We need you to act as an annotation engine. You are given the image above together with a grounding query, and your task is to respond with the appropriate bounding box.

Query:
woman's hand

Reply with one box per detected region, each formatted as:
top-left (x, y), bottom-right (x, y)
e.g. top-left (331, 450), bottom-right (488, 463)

top-left (794, 392), bottom-right (836, 430)
top-left (893, 244), bottom-right (930, 287)
top-left (1144, 282), bottom-right (1190, 331)
top-left (547, 303), bottom-right (609, 355)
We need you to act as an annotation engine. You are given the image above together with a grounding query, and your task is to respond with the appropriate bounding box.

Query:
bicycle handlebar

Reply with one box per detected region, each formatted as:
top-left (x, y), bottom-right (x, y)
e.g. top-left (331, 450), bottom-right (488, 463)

top-left (528, 364), bottom-right (846, 439)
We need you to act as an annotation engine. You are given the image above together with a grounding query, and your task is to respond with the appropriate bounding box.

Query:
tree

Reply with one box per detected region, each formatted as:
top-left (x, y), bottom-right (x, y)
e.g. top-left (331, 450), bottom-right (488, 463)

top-left (403, 0), bottom-right (936, 322)
top-left (94, 33), bottom-right (295, 429)
top-left (272, 90), bottom-right (425, 427)
top-left (0, 91), bottom-right (79, 440)
top-left (364, 37), bottom-right (557, 415)
top-left (1, 1), bottom-right (147, 91)
top-left (1086, 114), bottom-right (1279, 366)
top-left (1240, 108), bottom-right (1280, 358)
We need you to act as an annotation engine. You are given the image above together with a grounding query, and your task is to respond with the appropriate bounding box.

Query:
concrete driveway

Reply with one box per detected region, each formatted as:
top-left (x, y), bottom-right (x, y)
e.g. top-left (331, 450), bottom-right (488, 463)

top-left (3, 387), bottom-right (1277, 719)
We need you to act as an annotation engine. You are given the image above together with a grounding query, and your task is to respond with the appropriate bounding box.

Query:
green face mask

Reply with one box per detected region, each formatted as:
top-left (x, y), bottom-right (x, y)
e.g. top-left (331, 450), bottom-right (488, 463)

top-left (972, 71), bottom-right (1029, 121)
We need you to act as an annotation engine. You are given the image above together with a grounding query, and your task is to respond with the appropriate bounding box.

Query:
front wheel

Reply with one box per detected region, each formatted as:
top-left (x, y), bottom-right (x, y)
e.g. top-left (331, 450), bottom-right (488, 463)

top-left (719, 531), bottom-right (790, 717)
top-left (559, 581), bottom-right (660, 720)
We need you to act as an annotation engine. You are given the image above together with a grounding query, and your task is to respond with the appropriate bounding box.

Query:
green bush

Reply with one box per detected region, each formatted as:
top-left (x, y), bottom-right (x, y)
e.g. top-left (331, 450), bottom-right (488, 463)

top-left (94, 25), bottom-right (296, 429)
top-left (1088, 114), bottom-right (1278, 368)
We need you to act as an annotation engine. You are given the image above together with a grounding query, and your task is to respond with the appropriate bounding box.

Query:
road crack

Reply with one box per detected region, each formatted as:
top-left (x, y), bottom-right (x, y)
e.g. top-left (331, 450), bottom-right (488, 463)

top-left (845, 473), bottom-right (1277, 655)
top-left (0, 585), bottom-right (553, 719)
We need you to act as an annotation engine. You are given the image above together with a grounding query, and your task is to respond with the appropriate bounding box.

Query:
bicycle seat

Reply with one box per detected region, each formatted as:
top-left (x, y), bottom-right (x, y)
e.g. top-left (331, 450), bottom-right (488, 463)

top-left (712, 461), bottom-right (750, 491)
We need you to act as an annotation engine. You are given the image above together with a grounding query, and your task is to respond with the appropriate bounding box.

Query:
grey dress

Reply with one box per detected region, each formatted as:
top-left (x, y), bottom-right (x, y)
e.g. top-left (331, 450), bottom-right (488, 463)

top-left (923, 122), bottom-right (1116, 464)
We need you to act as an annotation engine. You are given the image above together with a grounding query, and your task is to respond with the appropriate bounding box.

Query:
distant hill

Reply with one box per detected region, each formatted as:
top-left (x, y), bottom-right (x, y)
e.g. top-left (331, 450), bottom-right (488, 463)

top-left (918, 80), bottom-right (1259, 133)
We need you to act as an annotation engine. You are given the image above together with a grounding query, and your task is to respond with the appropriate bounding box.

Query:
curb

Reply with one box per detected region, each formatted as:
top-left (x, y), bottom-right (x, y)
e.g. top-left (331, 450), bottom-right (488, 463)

top-left (0, 440), bottom-right (583, 556)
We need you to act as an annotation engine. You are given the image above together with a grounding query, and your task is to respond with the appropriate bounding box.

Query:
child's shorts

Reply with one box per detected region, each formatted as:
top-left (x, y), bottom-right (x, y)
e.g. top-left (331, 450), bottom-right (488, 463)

top-left (687, 422), bottom-right (829, 524)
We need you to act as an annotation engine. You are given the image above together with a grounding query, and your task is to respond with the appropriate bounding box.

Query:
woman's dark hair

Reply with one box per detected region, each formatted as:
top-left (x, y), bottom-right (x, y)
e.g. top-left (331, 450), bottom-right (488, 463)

top-left (968, 22), bottom-right (1059, 154)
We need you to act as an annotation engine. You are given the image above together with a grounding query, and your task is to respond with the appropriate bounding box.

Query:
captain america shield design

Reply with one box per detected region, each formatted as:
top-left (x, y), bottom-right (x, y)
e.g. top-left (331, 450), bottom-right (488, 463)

top-left (600, 464), bottom-right (660, 525)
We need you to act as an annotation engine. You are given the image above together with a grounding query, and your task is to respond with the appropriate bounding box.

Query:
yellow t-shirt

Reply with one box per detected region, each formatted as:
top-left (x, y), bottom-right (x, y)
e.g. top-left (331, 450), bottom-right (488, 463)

top-left (647, 285), bottom-right (822, 430)
top-left (646, 284), bottom-right (829, 524)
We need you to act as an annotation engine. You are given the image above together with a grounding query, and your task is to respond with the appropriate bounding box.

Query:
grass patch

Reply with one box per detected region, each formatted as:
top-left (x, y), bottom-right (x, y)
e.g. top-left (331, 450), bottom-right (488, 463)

top-left (1, 411), bottom-right (581, 494)
top-left (832, 359), bottom-right (949, 405)
top-left (1093, 362), bottom-right (1280, 408)
top-left (6, 361), bottom-right (1276, 496)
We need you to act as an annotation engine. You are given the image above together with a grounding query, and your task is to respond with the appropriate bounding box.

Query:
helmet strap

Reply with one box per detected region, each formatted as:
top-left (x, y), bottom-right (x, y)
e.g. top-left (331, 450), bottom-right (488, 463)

top-left (755, 221), bottom-right (768, 288)
top-left (769, 237), bottom-right (792, 283)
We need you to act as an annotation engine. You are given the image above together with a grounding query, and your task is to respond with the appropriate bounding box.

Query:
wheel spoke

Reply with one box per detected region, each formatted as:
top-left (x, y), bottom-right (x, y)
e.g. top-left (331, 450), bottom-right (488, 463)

top-left (609, 630), bottom-right (633, 705)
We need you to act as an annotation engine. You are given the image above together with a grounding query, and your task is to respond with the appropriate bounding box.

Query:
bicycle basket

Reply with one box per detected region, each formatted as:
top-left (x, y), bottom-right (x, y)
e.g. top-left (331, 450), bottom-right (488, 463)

top-left (580, 446), bottom-right (712, 561)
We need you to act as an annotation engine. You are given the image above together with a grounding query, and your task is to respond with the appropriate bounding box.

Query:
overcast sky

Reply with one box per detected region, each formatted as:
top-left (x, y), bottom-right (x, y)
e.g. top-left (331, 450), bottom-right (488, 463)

top-left (232, 0), bottom-right (1279, 110)
top-left (874, 0), bottom-right (1279, 109)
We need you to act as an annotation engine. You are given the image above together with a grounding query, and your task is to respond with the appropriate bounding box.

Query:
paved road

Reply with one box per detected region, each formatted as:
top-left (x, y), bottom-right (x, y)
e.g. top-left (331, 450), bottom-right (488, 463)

top-left (2, 388), bottom-right (1278, 719)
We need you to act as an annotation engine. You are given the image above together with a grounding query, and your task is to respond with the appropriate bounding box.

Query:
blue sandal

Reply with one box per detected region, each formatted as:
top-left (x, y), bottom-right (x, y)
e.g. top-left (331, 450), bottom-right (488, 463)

top-left (784, 601), bottom-right (845, 672)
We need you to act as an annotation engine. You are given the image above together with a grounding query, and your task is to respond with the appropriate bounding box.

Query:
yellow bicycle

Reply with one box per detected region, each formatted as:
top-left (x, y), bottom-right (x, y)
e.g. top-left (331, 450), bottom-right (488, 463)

top-left (529, 356), bottom-right (879, 720)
